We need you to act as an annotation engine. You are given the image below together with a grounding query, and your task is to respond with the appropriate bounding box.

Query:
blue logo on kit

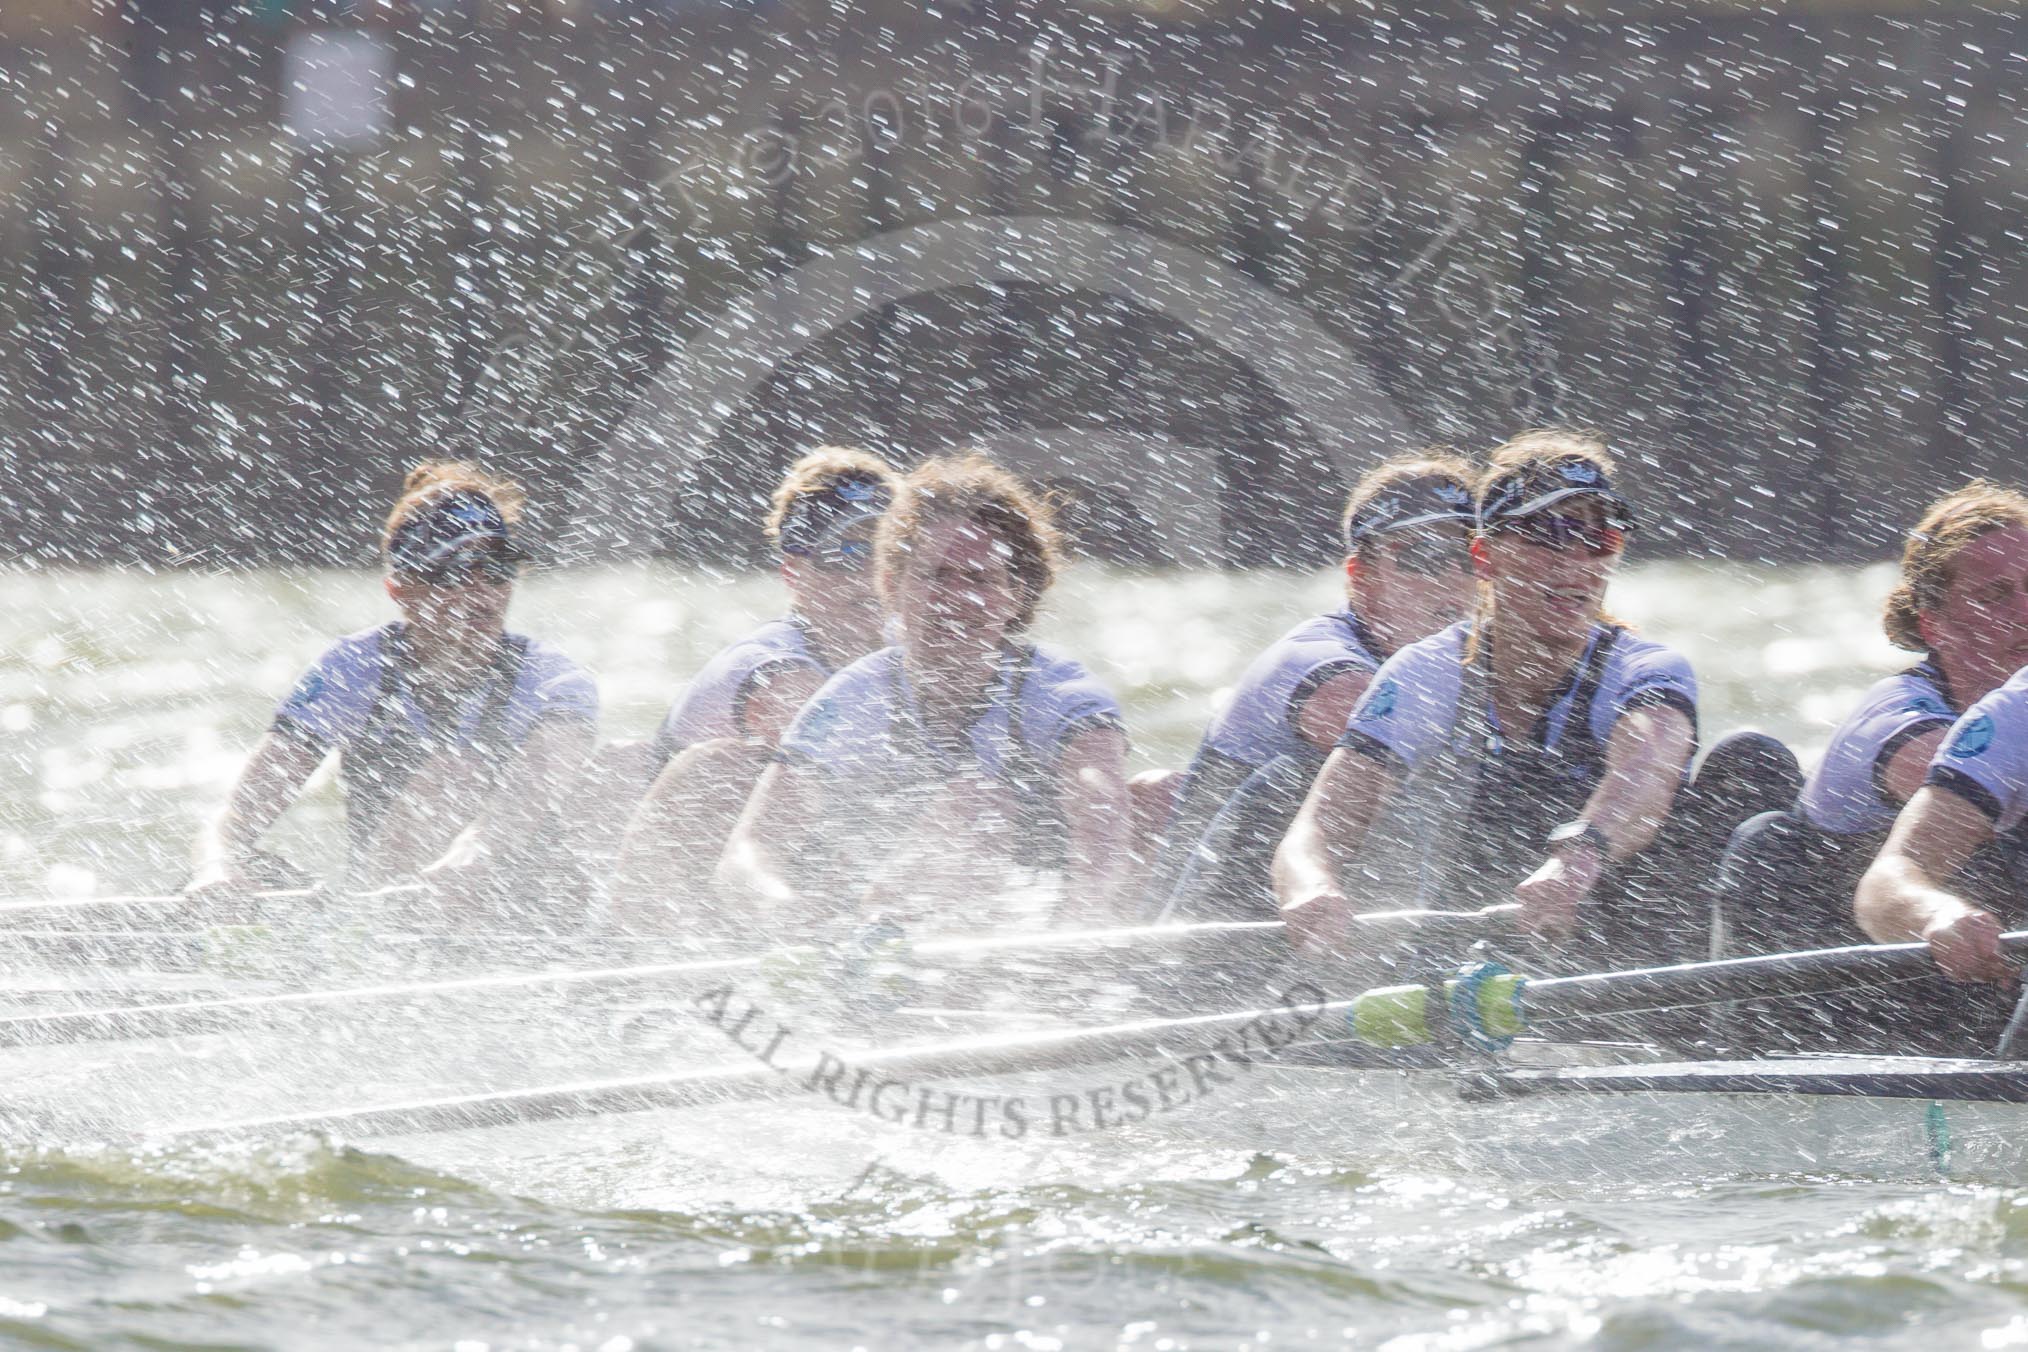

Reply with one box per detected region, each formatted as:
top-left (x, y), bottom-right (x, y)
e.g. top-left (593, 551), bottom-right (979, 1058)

top-left (1362, 679), bottom-right (1399, 721)
top-left (795, 696), bottom-right (841, 746)
top-left (1949, 714), bottom-right (1996, 760)
top-left (285, 670), bottom-right (325, 710)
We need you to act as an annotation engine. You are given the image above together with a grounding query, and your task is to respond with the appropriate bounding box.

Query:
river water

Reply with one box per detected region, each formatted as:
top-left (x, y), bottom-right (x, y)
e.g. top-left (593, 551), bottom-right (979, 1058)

top-left (5, 560), bottom-right (2027, 1350)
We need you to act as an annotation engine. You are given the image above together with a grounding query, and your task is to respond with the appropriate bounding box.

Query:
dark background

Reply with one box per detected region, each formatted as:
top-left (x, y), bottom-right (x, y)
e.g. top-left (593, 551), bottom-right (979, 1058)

top-left (1, 0), bottom-right (2023, 567)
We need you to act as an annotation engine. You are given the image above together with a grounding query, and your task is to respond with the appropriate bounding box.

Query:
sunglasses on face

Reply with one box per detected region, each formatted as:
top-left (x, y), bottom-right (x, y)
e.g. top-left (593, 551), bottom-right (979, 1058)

top-left (792, 537), bottom-right (875, 572)
top-left (404, 551), bottom-right (519, 588)
top-left (1381, 535), bottom-right (1474, 577)
top-left (1496, 513), bottom-right (1626, 556)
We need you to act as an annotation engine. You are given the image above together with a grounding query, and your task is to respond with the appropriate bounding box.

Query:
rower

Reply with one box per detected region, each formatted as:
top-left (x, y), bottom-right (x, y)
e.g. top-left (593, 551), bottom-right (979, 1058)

top-left (185, 462), bottom-right (599, 919)
top-left (720, 455), bottom-right (1134, 936)
top-left (1149, 453), bottom-right (1478, 922)
top-left (609, 448), bottom-right (899, 930)
top-left (1275, 428), bottom-right (1791, 977)
top-left (1720, 484), bottom-right (2028, 959)
top-left (1853, 492), bottom-right (2028, 1055)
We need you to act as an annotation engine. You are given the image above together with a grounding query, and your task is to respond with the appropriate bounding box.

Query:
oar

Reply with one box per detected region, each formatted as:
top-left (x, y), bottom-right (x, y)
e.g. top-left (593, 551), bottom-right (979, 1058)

top-left (0, 881), bottom-right (427, 922)
top-left (1346, 930), bottom-right (2028, 1050)
top-left (0, 905), bottom-right (1516, 1049)
top-left (0, 948), bottom-right (780, 1047)
top-left (159, 983), bottom-right (1373, 1142)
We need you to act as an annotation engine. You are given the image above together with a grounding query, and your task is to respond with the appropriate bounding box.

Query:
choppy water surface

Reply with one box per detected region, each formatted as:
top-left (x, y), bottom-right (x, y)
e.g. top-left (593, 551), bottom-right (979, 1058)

top-left (5, 560), bottom-right (2025, 1350)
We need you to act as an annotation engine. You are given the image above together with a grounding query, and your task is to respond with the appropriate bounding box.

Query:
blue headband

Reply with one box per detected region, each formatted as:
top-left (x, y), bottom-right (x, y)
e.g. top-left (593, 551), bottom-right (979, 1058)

top-left (1478, 457), bottom-right (1637, 531)
top-left (387, 490), bottom-right (523, 574)
top-left (1344, 475), bottom-right (1477, 551)
top-left (779, 475), bottom-right (892, 556)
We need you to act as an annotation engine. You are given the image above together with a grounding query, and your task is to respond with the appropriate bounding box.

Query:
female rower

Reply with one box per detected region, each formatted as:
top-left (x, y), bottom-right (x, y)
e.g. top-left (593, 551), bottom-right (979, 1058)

top-left (186, 462), bottom-right (599, 917)
top-left (1275, 429), bottom-right (1789, 972)
top-left (1150, 453), bottom-right (1478, 921)
top-left (720, 455), bottom-right (1133, 935)
top-left (1726, 485), bottom-right (2028, 957)
top-left (610, 448), bottom-right (898, 928)
top-left (1852, 493), bottom-right (2028, 1053)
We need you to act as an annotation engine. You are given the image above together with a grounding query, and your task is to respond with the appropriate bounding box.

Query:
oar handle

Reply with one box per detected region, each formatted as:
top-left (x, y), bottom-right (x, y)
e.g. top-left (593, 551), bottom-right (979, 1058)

top-left (1350, 929), bottom-right (2028, 1049)
top-left (1526, 928), bottom-right (2028, 1023)
top-left (1331, 903), bottom-right (1520, 954)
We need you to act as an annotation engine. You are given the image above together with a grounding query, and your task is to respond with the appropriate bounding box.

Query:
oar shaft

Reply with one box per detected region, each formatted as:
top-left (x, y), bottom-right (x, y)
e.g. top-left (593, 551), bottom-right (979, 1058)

top-left (164, 989), bottom-right (1362, 1142)
top-left (0, 905), bottom-right (1515, 1049)
top-left (1349, 931), bottom-right (2028, 1048)
top-left (0, 881), bottom-right (427, 920)
top-left (1524, 931), bottom-right (2028, 1024)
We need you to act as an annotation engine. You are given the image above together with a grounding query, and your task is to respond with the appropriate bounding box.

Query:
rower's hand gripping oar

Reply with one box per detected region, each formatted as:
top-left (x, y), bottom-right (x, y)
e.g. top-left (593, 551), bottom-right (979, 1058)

top-left (1347, 930), bottom-right (2028, 1051)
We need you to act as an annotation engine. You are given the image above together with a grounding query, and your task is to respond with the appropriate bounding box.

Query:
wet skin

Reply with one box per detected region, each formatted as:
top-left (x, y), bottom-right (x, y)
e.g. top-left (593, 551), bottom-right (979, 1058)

top-left (385, 563), bottom-right (513, 673)
top-left (1476, 498), bottom-right (1622, 649)
top-left (782, 520), bottom-right (887, 660)
top-left (1923, 523), bottom-right (2028, 700)
top-left (1350, 524), bottom-right (1479, 655)
top-left (892, 516), bottom-right (1027, 690)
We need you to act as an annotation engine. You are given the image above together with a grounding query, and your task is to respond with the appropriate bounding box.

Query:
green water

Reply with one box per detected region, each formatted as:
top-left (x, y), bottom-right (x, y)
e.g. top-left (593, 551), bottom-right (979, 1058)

top-left (9, 559), bottom-right (2028, 1351)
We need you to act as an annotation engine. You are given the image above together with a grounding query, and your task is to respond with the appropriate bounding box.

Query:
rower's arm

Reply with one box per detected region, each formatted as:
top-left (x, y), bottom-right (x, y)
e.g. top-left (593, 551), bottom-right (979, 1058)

top-left (1056, 725), bottom-right (1134, 920)
top-left (718, 760), bottom-right (818, 919)
top-left (1856, 785), bottom-right (2010, 981)
top-left (739, 666), bottom-right (827, 747)
top-left (189, 731), bottom-right (327, 885)
top-left (1510, 704), bottom-right (1693, 939)
top-left (1579, 703), bottom-right (1697, 861)
top-left (1274, 746), bottom-right (1399, 952)
top-left (1293, 670), bottom-right (1373, 754)
top-left (469, 715), bottom-right (597, 867)
top-left (1878, 727), bottom-right (1950, 809)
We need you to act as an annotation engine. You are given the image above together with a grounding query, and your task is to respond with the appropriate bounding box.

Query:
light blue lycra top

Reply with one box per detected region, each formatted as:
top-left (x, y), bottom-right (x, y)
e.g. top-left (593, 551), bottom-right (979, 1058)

top-left (1797, 662), bottom-right (1957, 836)
top-left (1339, 620), bottom-right (1697, 772)
top-left (1197, 609), bottom-right (1384, 771)
top-left (271, 623), bottom-right (598, 755)
top-left (650, 616), bottom-right (826, 761)
top-left (1926, 666), bottom-right (2028, 837)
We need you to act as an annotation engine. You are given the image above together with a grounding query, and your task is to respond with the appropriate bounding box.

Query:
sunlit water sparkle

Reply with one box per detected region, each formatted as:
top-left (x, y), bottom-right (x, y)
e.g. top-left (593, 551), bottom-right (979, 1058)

top-left (3, 559), bottom-right (2019, 1350)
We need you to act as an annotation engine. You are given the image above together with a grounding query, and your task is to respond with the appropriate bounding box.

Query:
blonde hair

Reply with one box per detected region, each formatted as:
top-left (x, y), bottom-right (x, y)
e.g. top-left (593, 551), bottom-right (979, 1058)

top-left (764, 446), bottom-right (899, 545)
top-left (1467, 428), bottom-right (1623, 658)
top-left (877, 454), bottom-right (1063, 632)
top-left (380, 460), bottom-right (524, 558)
top-left (1884, 481), bottom-right (2028, 652)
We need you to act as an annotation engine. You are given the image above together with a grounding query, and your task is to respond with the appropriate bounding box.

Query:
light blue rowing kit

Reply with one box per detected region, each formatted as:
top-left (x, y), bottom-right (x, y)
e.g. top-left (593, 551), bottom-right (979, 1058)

top-left (1706, 660), bottom-right (1976, 1051)
top-left (1151, 608), bottom-right (1385, 918)
top-left (1927, 667), bottom-right (2028, 840)
top-left (1822, 666), bottom-right (2028, 1053)
top-left (1720, 661), bottom-right (1957, 965)
top-left (650, 615), bottom-right (829, 762)
top-left (1341, 620), bottom-right (1697, 777)
top-left (269, 622), bottom-right (598, 855)
top-left (1204, 609), bottom-right (1385, 773)
top-left (1336, 620), bottom-right (1699, 961)
top-left (777, 642), bottom-right (1124, 867)
top-left (1796, 661), bottom-right (1957, 837)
